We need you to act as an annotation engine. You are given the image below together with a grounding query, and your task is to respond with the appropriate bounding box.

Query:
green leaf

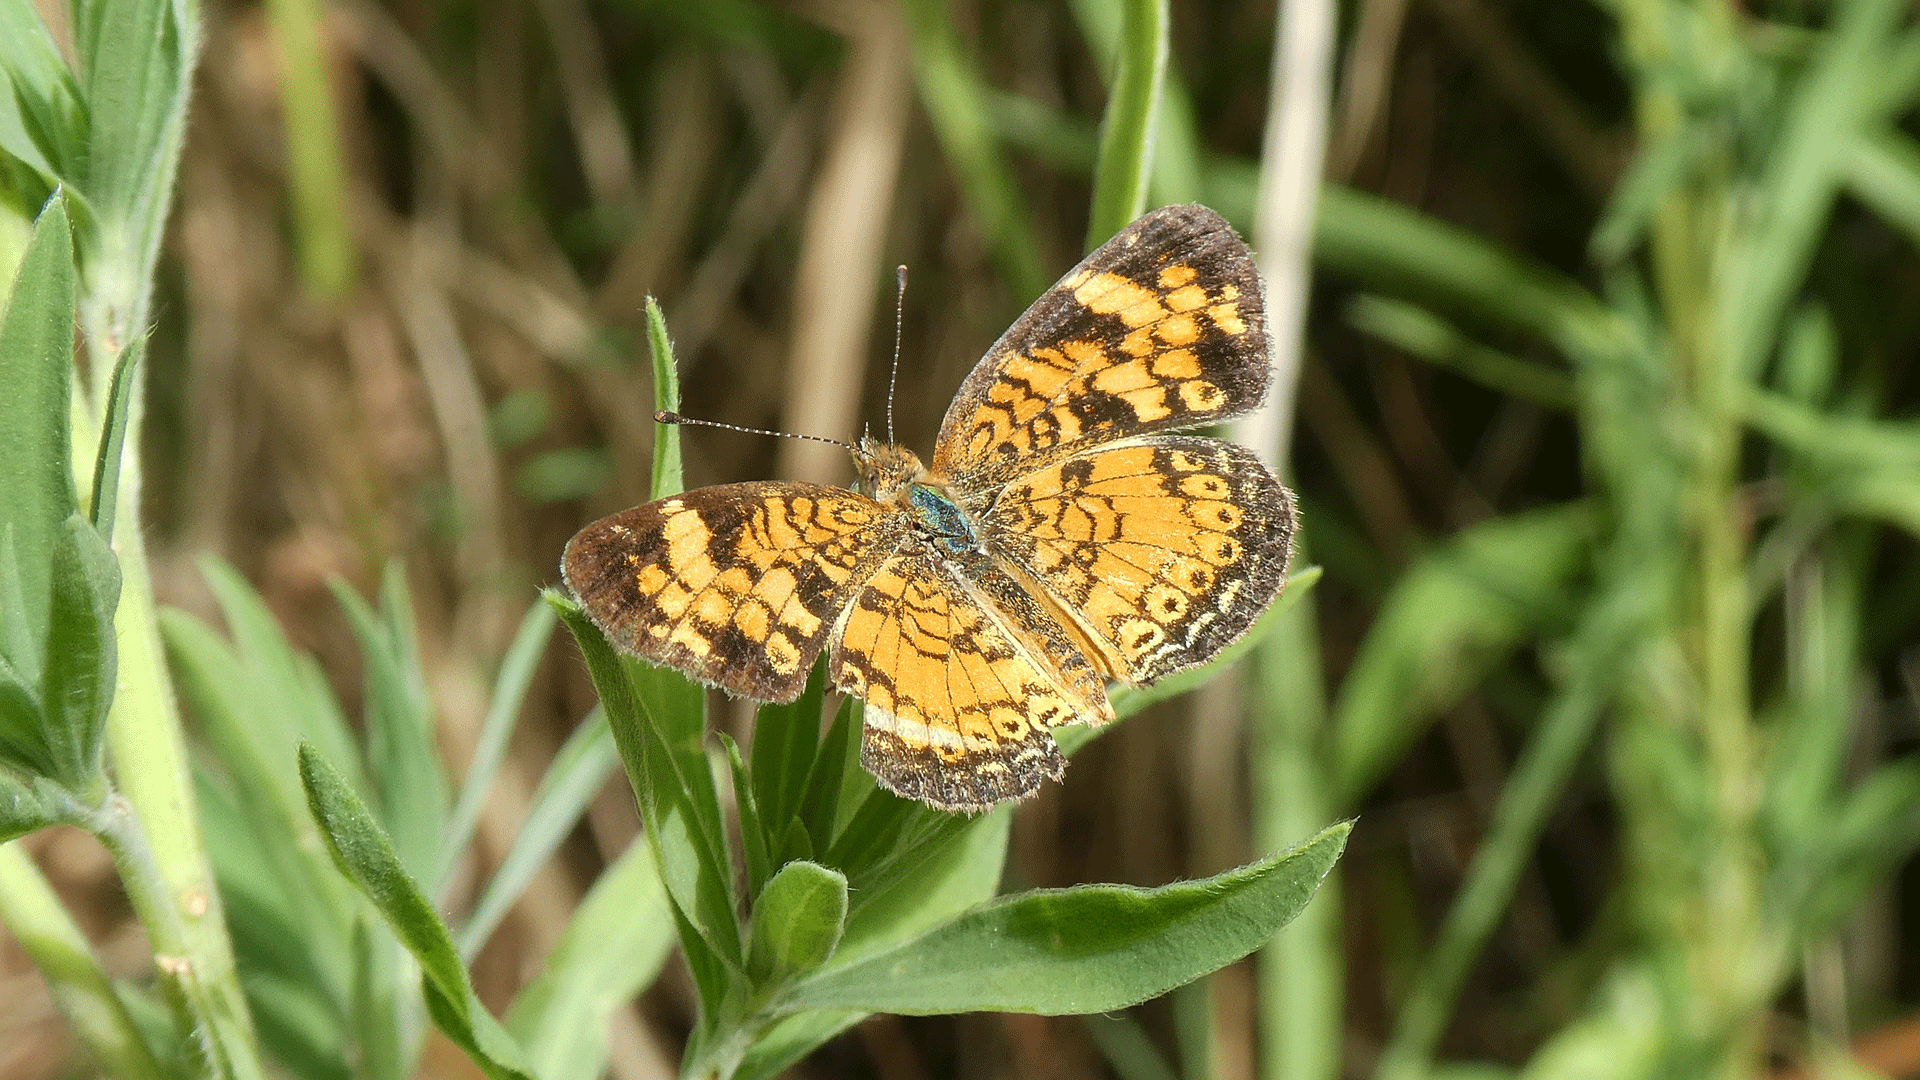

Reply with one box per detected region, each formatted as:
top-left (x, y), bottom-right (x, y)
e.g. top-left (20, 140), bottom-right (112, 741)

top-left (550, 591), bottom-right (744, 978)
top-left (330, 566), bottom-right (448, 883)
top-left (505, 838), bottom-right (674, 1080)
top-left (0, 647), bottom-right (46, 772)
top-left (1082, 0), bottom-right (1166, 249)
top-left (86, 336), bottom-right (140, 540)
top-left (646, 297), bottom-right (683, 500)
top-left (297, 743), bottom-right (534, 1080)
top-left (723, 734), bottom-right (773, 899)
top-left (0, 0), bottom-right (87, 185)
top-left (746, 860), bottom-right (848, 985)
top-left (196, 555), bottom-right (365, 794)
top-left (899, 0), bottom-right (1049, 300)
top-left (441, 598), bottom-right (558, 889)
top-left (457, 708), bottom-right (617, 960)
top-left (733, 1012), bottom-right (865, 1080)
top-left (74, 0), bottom-right (187, 222)
top-left (778, 821), bottom-right (1350, 1015)
top-left (0, 193), bottom-right (74, 685)
top-left (1312, 183), bottom-right (1621, 368)
top-left (834, 806), bottom-right (1010, 966)
top-left (750, 657), bottom-right (826, 863)
top-left (1331, 505), bottom-right (1592, 804)
top-left (0, 769), bottom-right (57, 841)
top-left (1345, 296), bottom-right (1576, 411)
top-left (40, 514), bottom-right (118, 791)
top-left (797, 694), bottom-right (863, 851)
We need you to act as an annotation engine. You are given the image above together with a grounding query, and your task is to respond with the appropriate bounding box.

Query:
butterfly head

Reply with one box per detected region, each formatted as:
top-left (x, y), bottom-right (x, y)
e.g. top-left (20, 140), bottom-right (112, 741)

top-left (853, 435), bottom-right (926, 503)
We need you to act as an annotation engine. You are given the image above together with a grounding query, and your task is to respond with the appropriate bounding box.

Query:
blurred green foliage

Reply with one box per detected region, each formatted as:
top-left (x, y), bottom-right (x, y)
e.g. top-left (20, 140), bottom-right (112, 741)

top-left (4, 0), bottom-right (1920, 1078)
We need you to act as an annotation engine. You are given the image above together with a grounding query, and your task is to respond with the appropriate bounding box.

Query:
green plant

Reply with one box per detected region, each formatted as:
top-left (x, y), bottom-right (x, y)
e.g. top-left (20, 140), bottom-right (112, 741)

top-left (0, 0), bottom-right (263, 1072)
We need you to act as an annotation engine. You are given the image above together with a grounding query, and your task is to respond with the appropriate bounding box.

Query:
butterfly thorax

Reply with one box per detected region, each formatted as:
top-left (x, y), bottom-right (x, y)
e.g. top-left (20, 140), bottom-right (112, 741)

top-left (855, 436), bottom-right (983, 557)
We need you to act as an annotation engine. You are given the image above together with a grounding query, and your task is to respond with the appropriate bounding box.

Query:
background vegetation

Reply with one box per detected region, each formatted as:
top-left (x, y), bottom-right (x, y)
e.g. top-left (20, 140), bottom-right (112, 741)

top-left (4, 0), bottom-right (1920, 1078)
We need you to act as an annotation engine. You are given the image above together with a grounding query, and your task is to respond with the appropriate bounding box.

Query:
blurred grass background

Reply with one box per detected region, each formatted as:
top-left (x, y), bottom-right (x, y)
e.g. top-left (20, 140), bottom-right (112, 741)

top-left (7, 0), bottom-right (1920, 1077)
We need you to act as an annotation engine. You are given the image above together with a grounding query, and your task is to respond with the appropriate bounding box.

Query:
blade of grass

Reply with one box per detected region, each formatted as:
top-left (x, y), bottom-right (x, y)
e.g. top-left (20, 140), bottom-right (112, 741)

top-left (299, 743), bottom-right (535, 1080)
top-left (505, 838), bottom-right (673, 1080)
top-left (330, 569), bottom-right (449, 884)
top-left (1371, 624), bottom-right (1623, 1080)
top-left (440, 599), bottom-right (559, 891)
top-left (1252, 541), bottom-right (1338, 1080)
top-left (457, 709), bottom-right (618, 961)
top-left (262, 0), bottom-right (354, 296)
top-left (1082, 0), bottom-right (1167, 248)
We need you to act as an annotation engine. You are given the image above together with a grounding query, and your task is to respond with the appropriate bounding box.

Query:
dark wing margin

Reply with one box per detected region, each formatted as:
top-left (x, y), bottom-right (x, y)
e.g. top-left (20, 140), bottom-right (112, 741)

top-left (561, 482), bottom-right (904, 702)
top-left (931, 204), bottom-right (1270, 494)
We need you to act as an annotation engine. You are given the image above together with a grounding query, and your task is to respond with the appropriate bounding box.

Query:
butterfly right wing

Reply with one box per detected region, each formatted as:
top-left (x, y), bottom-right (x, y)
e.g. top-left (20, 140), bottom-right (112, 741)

top-left (983, 435), bottom-right (1295, 685)
top-left (930, 204), bottom-right (1269, 494)
top-left (829, 543), bottom-right (1112, 812)
top-left (562, 482), bottom-right (906, 702)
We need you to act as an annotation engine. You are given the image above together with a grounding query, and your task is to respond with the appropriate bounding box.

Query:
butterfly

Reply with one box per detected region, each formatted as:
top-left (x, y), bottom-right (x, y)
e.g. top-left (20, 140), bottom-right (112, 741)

top-left (562, 204), bottom-right (1296, 812)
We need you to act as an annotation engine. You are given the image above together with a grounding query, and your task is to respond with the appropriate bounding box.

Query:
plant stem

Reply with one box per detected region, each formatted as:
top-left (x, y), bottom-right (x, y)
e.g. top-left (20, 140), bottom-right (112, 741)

top-left (82, 789), bottom-right (263, 1080)
top-left (0, 839), bottom-right (168, 1080)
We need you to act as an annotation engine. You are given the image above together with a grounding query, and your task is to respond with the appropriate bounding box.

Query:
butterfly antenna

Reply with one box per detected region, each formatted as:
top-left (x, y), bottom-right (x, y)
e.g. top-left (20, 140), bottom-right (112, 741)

top-left (654, 411), bottom-right (853, 450)
top-left (887, 264), bottom-right (908, 445)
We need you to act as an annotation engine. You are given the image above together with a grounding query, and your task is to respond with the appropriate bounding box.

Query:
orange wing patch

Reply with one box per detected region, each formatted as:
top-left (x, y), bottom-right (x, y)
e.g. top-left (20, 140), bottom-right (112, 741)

top-left (985, 436), bottom-right (1295, 683)
top-left (829, 546), bottom-right (1104, 811)
top-left (562, 482), bottom-right (906, 701)
top-left (931, 204), bottom-right (1269, 494)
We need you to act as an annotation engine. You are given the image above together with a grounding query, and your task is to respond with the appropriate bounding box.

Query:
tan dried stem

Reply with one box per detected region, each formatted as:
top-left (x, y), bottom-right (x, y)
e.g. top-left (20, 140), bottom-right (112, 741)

top-left (779, 3), bottom-right (912, 484)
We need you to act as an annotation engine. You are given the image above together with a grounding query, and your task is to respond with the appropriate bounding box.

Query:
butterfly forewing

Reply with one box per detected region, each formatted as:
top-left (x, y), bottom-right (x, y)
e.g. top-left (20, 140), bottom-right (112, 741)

top-left (562, 482), bottom-right (905, 702)
top-left (930, 204), bottom-right (1270, 494)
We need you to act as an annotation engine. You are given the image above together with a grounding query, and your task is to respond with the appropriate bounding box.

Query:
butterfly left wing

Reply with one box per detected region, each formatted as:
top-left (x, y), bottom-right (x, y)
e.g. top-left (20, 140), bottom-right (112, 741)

top-left (829, 544), bottom-right (1112, 812)
top-left (930, 204), bottom-right (1269, 494)
top-left (983, 435), bottom-right (1295, 684)
top-left (562, 482), bottom-right (906, 702)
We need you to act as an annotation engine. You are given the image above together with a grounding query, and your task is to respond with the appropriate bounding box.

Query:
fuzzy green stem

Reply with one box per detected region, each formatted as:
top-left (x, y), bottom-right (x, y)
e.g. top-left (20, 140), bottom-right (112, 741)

top-left (0, 839), bottom-right (168, 1080)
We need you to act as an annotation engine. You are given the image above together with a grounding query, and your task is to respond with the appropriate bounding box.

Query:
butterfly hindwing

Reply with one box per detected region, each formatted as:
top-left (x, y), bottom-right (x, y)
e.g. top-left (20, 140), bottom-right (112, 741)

top-left (931, 204), bottom-right (1270, 493)
top-left (984, 435), bottom-right (1296, 684)
top-left (562, 482), bottom-right (905, 701)
top-left (828, 544), bottom-right (1108, 812)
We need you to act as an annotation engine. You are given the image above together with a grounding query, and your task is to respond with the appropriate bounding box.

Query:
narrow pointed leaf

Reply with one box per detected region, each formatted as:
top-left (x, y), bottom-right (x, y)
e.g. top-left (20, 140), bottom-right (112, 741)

top-left (723, 734), bottom-right (773, 900)
top-left (750, 658), bottom-right (825, 861)
top-left (41, 515), bottom-right (118, 789)
top-left (550, 591), bottom-right (744, 981)
top-left (779, 822), bottom-right (1349, 1015)
top-left (646, 298), bottom-right (682, 499)
top-left (330, 571), bottom-right (447, 883)
top-left (297, 743), bottom-right (533, 1080)
top-left (0, 195), bottom-right (74, 685)
top-left (87, 337), bottom-right (141, 540)
top-left (458, 709), bottom-right (617, 960)
top-left (442, 598), bottom-right (557, 886)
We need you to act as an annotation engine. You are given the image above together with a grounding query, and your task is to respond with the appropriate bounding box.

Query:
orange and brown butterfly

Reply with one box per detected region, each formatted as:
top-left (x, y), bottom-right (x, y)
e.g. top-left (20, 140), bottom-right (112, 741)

top-left (562, 204), bottom-right (1297, 812)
